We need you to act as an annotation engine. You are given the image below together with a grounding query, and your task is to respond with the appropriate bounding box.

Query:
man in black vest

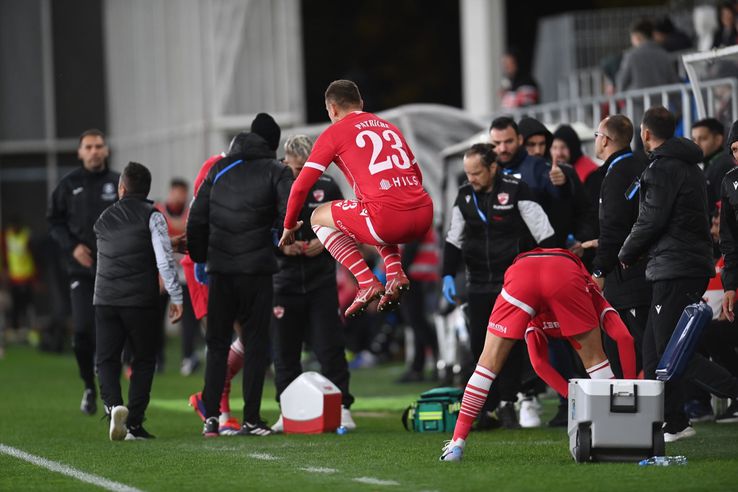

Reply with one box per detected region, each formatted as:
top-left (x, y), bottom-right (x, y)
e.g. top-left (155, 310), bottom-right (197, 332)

top-left (94, 162), bottom-right (183, 441)
top-left (48, 129), bottom-right (120, 415)
top-left (187, 113), bottom-right (294, 437)
top-left (441, 143), bottom-right (555, 428)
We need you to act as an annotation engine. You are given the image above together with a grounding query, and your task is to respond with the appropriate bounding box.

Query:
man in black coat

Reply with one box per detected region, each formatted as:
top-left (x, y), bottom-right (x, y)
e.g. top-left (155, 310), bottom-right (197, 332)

top-left (47, 129), bottom-right (120, 415)
top-left (585, 115), bottom-right (651, 377)
top-left (187, 113), bottom-right (294, 437)
top-left (619, 107), bottom-right (715, 442)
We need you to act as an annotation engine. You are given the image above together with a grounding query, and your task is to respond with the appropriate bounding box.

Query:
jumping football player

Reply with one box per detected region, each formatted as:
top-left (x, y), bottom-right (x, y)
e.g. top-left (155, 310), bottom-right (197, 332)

top-left (279, 80), bottom-right (434, 317)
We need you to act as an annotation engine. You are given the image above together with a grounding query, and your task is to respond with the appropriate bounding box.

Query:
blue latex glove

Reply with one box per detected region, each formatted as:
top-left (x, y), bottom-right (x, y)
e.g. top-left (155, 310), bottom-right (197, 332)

top-left (442, 275), bottom-right (456, 304)
top-left (194, 263), bottom-right (209, 286)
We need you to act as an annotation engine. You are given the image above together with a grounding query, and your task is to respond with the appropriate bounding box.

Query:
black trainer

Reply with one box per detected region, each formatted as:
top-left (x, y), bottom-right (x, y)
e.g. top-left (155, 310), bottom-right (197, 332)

top-left (548, 402), bottom-right (568, 427)
top-left (125, 424), bottom-right (155, 440)
top-left (496, 401), bottom-right (521, 429)
top-left (715, 400), bottom-right (738, 424)
top-left (238, 420), bottom-right (273, 436)
top-left (80, 388), bottom-right (97, 416)
top-left (203, 417), bottom-right (219, 437)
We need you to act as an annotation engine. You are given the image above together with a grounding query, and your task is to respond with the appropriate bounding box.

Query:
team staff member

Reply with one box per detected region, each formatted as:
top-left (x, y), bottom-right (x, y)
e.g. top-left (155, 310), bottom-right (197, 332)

top-left (94, 162), bottom-right (183, 441)
top-left (188, 113), bottom-right (293, 437)
top-left (442, 143), bottom-right (555, 428)
top-left (584, 115), bottom-right (651, 377)
top-left (47, 129), bottom-right (119, 415)
top-left (619, 107), bottom-right (714, 442)
top-left (270, 135), bottom-right (355, 432)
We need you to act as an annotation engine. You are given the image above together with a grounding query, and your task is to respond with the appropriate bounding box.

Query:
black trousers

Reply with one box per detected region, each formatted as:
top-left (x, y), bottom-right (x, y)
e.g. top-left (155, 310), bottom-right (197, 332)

top-left (603, 305), bottom-right (649, 377)
top-left (203, 273), bottom-right (272, 422)
top-left (400, 280), bottom-right (439, 373)
top-left (96, 305), bottom-right (161, 426)
top-left (272, 283), bottom-right (354, 408)
top-left (71, 276), bottom-right (96, 390)
top-left (468, 290), bottom-right (522, 404)
top-left (644, 278), bottom-right (738, 427)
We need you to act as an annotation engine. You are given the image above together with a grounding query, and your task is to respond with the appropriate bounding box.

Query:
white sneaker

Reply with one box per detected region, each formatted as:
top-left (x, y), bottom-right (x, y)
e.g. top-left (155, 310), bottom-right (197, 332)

top-left (341, 406), bottom-right (356, 430)
top-left (271, 414), bottom-right (284, 433)
top-left (663, 424), bottom-right (696, 443)
top-left (439, 438), bottom-right (465, 462)
top-left (519, 398), bottom-right (542, 428)
top-left (109, 405), bottom-right (129, 441)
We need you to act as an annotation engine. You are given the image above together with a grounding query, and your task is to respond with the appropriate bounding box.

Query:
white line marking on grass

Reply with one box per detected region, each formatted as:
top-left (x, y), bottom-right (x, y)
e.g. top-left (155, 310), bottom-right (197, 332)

top-left (300, 466), bottom-right (338, 474)
top-left (247, 452), bottom-right (281, 461)
top-left (352, 477), bottom-right (400, 486)
top-left (0, 444), bottom-right (143, 492)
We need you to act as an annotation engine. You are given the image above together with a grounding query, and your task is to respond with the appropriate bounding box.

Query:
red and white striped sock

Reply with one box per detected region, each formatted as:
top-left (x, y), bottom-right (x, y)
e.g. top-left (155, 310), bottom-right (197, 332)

top-left (220, 338), bottom-right (245, 415)
top-left (587, 359), bottom-right (615, 380)
top-left (313, 225), bottom-right (376, 287)
top-left (376, 245), bottom-right (402, 279)
top-left (452, 364), bottom-right (496, 442)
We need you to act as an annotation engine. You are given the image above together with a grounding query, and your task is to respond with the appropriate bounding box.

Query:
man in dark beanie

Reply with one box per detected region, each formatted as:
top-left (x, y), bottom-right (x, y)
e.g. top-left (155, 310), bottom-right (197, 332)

top-left (188, 112), bottom-right (293, 437)
top-left (251, 112), bottom-right (281, 151)
top-left (94, 161), bottom-right (183, 441)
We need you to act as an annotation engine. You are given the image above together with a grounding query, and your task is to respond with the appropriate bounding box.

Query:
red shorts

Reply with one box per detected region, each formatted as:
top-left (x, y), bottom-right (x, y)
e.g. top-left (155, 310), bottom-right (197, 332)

top-left (329, 200), bottom-right (433, 245)
top-left (487, 250), bottom-right (599, 340)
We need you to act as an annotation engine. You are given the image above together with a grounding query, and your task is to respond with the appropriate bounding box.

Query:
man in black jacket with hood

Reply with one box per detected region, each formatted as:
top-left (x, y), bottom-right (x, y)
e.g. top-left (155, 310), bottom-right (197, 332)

top-left (619, 106), bottom-right (714, 442)
top-left (187, 113), bottom-right (294, 437)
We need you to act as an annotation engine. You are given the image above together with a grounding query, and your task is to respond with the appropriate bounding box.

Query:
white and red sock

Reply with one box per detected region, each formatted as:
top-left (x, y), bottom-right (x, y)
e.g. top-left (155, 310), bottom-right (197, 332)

top-left (313, 225), bottom-right (375, 287)
top-left (586, 359), bottom-right (615, 380)
top-left (376, 245), bottom-right (402, 279)
top-left (220, 338), bottom-right (245, 416)
top-left (452, 365), bottom-right (496, 442)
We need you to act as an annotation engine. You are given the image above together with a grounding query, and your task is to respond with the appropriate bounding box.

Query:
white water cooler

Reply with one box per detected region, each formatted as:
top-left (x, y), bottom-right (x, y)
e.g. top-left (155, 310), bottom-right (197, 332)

top-left (281, 372), bottom-right (342, 434)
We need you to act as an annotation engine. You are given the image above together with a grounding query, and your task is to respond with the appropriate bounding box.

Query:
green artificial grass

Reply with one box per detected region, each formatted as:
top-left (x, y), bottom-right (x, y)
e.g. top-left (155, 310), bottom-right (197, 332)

top-left (1, 344), bottom-right (737, 491)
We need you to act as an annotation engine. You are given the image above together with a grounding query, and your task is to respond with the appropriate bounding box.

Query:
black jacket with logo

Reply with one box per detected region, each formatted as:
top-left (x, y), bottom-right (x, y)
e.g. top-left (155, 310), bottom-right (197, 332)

top-left (719, 167), bottom-right (738, 290)
top-left (93, 196), bottom-right (158, 307)
top-left (619, 138), bottom-right (714, 282)
top-left (591, 148), bottom-right (651, 308)
top-left (47, 166), bottom-right (120, 278)
top-left (187, 133), bottom-right (294, 275)
top-left (273, 174), bottom-right (343, 295)
top-left (442, 174), bottom-right (555, 291)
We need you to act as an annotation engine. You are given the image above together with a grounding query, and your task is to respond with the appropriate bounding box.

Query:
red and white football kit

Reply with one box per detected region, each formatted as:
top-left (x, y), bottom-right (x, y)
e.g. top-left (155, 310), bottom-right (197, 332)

top-left (282, 111), bottom-right (433, 316)
top-left (449, 248), bottom-right (637, 445)
top-left (283, 111), bottom-right (433, 244)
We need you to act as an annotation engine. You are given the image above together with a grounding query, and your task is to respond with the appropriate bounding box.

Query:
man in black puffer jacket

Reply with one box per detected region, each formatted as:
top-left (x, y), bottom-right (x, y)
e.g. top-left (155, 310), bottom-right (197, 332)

top-left (619, 106), bottom-right (714, 442)
top-left (187, 113), bottom-right (293, 437)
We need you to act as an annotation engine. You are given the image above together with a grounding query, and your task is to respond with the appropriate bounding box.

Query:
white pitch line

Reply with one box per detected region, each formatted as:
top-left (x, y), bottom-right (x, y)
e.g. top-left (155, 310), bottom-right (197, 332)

top-left (352, 477), bottom-right (400, 486)
top-left (247, 452), bottom-right (281, 461)
top-left (0, 443), bottom-right (143, 492)
top-left (300, 466), bottom-right (338, 474)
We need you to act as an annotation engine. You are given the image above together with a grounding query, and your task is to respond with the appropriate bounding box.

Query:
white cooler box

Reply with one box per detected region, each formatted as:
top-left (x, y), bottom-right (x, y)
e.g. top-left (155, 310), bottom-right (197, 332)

top-left (568, 379), bottom-right (664, 462)
top-left (281, 372), bottom-right (342, 434)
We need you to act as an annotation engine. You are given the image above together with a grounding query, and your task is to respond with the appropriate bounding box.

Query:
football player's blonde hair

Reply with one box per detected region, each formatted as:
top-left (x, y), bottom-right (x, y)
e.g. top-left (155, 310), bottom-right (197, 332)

top-left (284, 134), bottom-right (313, 161)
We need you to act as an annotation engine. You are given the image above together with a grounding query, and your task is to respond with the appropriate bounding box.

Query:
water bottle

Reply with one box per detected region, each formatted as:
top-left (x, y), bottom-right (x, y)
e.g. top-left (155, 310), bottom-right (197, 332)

top-left (638, 456), bottom-right (688, 466)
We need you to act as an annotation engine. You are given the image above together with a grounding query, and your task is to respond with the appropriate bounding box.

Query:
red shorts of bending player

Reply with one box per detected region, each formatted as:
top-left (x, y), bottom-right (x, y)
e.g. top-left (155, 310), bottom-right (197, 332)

top-left (330, 199), bottom-right (433, 246)
top-left (486, 248), bottom-right (636, 396)
top-left (487, 249), bottom-right (599, 340)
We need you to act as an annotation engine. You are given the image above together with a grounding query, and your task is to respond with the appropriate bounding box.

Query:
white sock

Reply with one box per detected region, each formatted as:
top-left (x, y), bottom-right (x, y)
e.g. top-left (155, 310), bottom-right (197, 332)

top-left (587, 359), bottom-right (615, 379)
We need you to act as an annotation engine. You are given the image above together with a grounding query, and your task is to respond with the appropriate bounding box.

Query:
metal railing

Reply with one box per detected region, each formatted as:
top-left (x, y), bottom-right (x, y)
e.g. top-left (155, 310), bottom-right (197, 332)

top-left (508, 77), bottom-right (738, 138)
